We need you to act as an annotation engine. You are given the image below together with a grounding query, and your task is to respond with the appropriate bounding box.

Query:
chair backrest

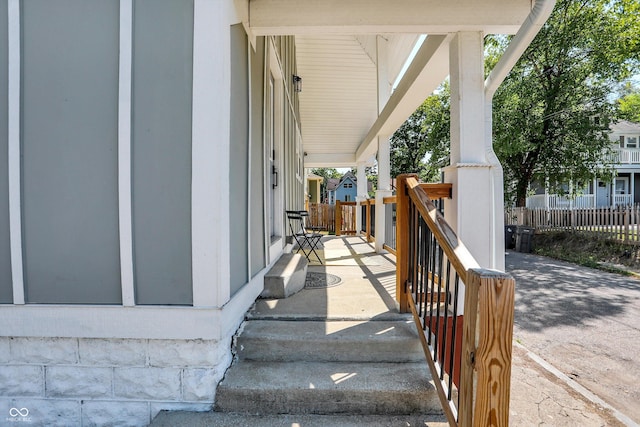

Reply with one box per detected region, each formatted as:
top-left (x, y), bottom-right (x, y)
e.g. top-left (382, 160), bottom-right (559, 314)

top-left (286, 210), bottom-right (304, 234)
top-left (298, 210), bottom-right (312, 232)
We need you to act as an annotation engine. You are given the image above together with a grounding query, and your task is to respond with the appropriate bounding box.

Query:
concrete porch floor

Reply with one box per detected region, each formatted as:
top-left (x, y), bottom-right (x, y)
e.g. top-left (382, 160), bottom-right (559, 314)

top-left (251, 235), bottom-right (404, 321)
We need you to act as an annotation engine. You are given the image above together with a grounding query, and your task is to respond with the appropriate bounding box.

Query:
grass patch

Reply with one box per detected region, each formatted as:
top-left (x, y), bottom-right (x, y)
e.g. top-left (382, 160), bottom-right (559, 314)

top-left (532, 230), bottom-right (639, 276)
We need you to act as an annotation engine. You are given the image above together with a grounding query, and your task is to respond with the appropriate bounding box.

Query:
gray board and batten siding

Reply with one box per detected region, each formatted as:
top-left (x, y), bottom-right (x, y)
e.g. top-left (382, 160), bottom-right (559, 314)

top-left (0, 0), bottom-right (10, 303)
top-left (230, 24), bottom-right (250, 296)
top-left (132, 0), bottom-right (194, 305)
top-left (9, 2), bottom-right (278, 306)
top-left (16, 0), bottom-right (195, 305)
top-left (21, 0), bottom-right (122, 304)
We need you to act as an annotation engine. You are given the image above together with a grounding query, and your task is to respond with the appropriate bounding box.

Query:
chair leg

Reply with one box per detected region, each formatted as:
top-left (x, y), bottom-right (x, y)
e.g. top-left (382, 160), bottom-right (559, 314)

top-left (309, 247), bottom-right (322, 264)
top-left (293, 235), bottom-right (315, 262)
top-left (307, 237), bottom-right (323, 264)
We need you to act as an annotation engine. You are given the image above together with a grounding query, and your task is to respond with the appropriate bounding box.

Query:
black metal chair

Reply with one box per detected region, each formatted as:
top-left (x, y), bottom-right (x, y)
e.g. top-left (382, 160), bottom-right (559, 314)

top-left (286, 210), bottom-right (323, 264)
top-left (299, 210), bottom-right (323, 233)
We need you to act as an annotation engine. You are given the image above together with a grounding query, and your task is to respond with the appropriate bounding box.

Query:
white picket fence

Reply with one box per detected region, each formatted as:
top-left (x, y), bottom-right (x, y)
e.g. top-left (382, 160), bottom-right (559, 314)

top-left (506, 205), bottom-right (640, 243)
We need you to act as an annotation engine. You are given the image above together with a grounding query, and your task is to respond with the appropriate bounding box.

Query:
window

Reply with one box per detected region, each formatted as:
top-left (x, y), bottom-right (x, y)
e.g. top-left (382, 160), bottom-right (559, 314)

top-left (345, 195), bottom-right (351, 201)
top-left (627, 136), bottom-right (638, 148)
top-left (344, 183), bottom-right (353, 188)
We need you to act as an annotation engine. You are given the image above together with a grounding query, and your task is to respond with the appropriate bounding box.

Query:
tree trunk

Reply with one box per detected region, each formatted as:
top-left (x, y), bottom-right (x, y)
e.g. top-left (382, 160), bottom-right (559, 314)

top-left (516, 180), bottom-right (529, 207)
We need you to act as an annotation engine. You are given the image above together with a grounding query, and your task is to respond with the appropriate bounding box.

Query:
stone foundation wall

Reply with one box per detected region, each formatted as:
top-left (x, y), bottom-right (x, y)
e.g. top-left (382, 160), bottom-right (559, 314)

top-left (0, 336), bottom-right (232, 426)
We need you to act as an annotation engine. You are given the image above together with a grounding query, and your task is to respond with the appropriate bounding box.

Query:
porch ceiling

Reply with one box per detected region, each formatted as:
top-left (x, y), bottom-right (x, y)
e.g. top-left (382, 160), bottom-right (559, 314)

top-left (241, 0), bottom-right (536, 169)
top-left (296, 35), bottom-right (378, 168)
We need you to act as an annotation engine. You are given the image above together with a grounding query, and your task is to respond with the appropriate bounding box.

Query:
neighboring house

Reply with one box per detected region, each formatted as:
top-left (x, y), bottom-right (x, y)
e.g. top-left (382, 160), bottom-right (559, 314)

top-left (0, 1), bottom-right (549, 425)
top-left (527, 120), bottom-right (640, 209)
top-left (326, 172), bottom-right (358, 204)
top-left (325, 177), bottom-right (340, 204)
top-left (306, 173), bottom-right (323, 206)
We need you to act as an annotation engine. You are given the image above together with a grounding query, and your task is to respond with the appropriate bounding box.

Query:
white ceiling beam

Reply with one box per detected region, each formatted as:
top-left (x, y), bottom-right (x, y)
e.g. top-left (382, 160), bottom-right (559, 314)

top-left (304, 153), bottom-right (356, 168)
top-left (356, 34), bottom-right (452, 162)
top-left (249, 0), bottom-right (531, 35)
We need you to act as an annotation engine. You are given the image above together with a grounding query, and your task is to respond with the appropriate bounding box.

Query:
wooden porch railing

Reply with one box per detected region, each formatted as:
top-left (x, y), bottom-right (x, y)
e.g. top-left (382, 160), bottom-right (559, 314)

top-left (335, 200), bottom-right (357, 236)
top-left (359, 183), bottom-right (453, 253)
top-left (361, 199), bottom-right (375, 243)
top-left (396, 174), bottom-right (515, 427)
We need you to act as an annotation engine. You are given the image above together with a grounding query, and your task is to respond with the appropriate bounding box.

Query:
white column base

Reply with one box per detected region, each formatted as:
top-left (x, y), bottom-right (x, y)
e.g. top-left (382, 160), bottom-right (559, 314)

top-left (443, 163), bottom-right (496, 268)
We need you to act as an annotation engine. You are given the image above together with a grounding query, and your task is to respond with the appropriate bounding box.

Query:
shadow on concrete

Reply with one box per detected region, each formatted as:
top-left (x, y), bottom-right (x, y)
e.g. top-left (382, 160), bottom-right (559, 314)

top-left (250, 236), bottom-right (402, 321)
top-left (506, 251), bottom-right (640, 332)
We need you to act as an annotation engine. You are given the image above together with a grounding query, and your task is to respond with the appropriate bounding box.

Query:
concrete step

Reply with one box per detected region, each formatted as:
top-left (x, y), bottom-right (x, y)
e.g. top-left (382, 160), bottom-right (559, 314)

top-left (150, 412), bottom-right (449, 426)
top-left (247, 309), bottom-right (410, 322)
top-left (261, 253), bottom-right (308, 299)
top-left (237, 319), bottom-right (424, 362)
top-left (214, 361), bottom-right (441, 415)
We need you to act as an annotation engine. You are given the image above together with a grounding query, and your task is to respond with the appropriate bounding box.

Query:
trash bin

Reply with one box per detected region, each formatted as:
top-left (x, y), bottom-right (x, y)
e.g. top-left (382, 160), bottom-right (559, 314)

top-left (505, 225), bottom-right (517, 249)
top-left (515, 226), bottom-right (534, 253)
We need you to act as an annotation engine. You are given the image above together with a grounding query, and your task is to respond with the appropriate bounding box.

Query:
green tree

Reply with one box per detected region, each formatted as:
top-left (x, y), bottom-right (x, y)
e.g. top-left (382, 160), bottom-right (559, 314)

top-left (618, 83), bottom-right (640, 123)
top-left (492, 0), bottom-right (640, 206)
top-left (390, 84), bottom-right (450, 183)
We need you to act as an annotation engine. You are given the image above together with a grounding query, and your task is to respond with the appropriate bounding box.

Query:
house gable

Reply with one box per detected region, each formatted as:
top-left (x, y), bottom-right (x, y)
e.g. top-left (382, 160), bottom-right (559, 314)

top-left (611, 120), bottom-right (640, 149)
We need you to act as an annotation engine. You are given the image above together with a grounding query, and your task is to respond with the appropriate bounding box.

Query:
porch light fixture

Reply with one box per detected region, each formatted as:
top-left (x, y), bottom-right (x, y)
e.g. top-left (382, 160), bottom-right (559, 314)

top-left (293, 75), bottom-right (302, 93)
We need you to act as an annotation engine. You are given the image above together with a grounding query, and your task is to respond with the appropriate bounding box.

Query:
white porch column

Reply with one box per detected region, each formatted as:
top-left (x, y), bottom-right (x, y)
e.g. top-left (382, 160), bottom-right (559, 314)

top-left (443, 32), bottom-right (493, 268)
top-left (356, 161), bottom-right (367, 233)
top-left (375, 137), bottom-right (392, 252)
top-left (375, 36), bottom-right (392, 252)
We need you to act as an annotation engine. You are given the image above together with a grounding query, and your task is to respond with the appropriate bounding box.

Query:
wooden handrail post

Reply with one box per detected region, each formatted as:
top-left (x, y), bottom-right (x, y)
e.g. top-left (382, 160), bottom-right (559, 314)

top-left (336, 200), bottom-right (342, 236)
top-left (459, 268), bottom-right (515, 427)
top-left (395, 174), bottom-right (417, 313)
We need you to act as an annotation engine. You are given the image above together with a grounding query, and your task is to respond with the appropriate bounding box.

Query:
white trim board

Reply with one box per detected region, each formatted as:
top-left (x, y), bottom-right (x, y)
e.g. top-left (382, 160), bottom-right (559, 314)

top-left (8, 0), bottom-right (24, 305)
top-left (118, 0), bottom-right (135, 306)
top-left (0, 264), bottom-right (266, 340)
top-left (191, 0), bottom-right (232, 308)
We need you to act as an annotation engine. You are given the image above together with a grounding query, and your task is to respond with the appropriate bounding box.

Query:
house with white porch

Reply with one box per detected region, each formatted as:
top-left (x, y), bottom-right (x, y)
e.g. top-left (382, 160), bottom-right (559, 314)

top-left (305, 172), bottom-right (323, 206)
top-left (527, 120), bottom-right (640, 209)
top-left (0, 0), bottom-right (553, 425)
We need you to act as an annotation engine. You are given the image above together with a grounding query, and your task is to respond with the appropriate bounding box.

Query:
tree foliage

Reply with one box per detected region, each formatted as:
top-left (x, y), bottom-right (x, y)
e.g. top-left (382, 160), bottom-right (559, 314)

top-left (390, 84), bottom-right (450, 183)
top-left (618, 83), bottom-right (640, 123)
top-left (388, 0), bottom-right (639, 205)
top-left (492, 0), bottom-right (640, 206)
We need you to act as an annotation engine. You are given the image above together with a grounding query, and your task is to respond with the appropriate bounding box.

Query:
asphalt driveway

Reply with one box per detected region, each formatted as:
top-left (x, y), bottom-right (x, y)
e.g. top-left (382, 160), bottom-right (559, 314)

top-left (506, 251), bottom-right (640, 425)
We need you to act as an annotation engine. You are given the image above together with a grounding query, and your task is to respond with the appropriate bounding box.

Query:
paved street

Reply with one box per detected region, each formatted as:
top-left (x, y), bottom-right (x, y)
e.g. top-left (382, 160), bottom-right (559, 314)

top-left (506, 251), bottom-right (640, 425)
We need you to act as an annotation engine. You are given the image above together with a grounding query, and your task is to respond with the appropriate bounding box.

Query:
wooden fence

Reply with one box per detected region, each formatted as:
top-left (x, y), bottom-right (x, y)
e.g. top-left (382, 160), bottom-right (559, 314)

top-left (506, 205), bottom-right (640, 243)
top-left (335, 201), bottom-right (357, 235)
top-left (308, 203), bottom-right (335, 233)
top-left (307, 202), bottom-right (357, 235)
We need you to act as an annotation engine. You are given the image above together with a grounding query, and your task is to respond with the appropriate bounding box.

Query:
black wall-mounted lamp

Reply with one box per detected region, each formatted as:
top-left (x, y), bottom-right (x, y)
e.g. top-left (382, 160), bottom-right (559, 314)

top-left (293, 75), bottom-right (302, 93)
